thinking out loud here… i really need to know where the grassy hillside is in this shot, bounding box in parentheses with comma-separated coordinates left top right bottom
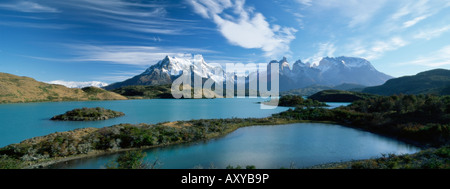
(363, 69, 450, 95)
(308, 90, 379, 102)
(275, 94, 450, 147)
(0, 73, 127, 103)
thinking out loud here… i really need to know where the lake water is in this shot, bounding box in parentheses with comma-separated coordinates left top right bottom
(0, 98, 290, 147)
(49, 123, 420, 169)
(1, 98, 419, 169)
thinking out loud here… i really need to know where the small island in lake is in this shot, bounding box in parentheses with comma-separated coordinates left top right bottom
(51, 107, 125, 121)
(263, 95, 328, 107)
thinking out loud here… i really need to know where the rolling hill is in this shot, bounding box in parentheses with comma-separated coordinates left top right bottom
(363, 69, 450, 95)
(0, 73, 127, 103)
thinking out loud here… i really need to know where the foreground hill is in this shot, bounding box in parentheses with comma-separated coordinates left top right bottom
(0, 73, 127, 103)
(363, 69, 450, 95)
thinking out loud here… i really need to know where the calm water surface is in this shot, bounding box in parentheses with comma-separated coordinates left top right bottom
(0, 98, 289, 147)
(50, 123, 420, 169)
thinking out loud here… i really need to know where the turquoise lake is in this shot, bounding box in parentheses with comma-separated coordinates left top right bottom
(0, 98, 290, 147)
(49, 123, 420, 169)
(0, 98, 420, 169)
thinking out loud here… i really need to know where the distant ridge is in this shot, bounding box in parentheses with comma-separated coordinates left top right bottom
(363, 69, 450, 95)
(0, 73, 127, 103)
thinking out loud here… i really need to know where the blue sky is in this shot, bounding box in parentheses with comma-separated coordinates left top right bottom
(1, 0, 450, 84)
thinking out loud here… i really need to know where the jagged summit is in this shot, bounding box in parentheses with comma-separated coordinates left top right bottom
(105, 55, 393, 91)
(105, 55, 226, 90)
(259, 56, 392, 91)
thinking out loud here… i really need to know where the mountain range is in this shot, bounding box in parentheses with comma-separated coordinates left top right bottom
(105, 55, 392, 92)
(105, 55, 227, 90)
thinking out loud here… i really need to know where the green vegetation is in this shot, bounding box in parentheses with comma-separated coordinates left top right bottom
(363, 69, 450, 95)
(226, 165, 256, 169)
(110, 84, 221, 99)
(281, 85, 333, 96)
(81, 87, 105, 95)
(281, 83, 366, 96)
(0, 155, 23, 169)
(275, 94, 450, 147)
(2, 91, 450, 169)
(0, 117, 299, 169)
(106, 150, 158, 169)
(0, 72, 127, 103)
(308, 90, 379, 102)
(326, 146, 450, 169)
(277, 95, 327, 107)
(111, 85, 174, 99)
(51, 107, 125, 121)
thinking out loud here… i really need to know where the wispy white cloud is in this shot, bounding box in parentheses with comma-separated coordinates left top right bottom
(54, 0, 168, 17)
(390, 0, 428, 20)
(403, 14, 431, 28)
(295, 0, 312, 6)
(0, 1, 59, 13)
(188, 0, 297, 58)
(399, 45, 450, 67)
(386, 0, 449, 32)
(294, 0, 387, 27)
(51, 0, 193, 35)
(0, 21, 74, 30)
(29, 44, 218, 66)
(305, 42, 336, 65)
(414, 25, 450, 40)
(347, 37, 408, 60)
(1, 0, 202, 35)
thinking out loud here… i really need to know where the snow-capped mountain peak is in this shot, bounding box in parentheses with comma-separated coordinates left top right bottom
(106, 55, 392, 92)
(48, 80, 108, 88)
(145, 54, 225, 82)
(309, 56, 376, 72)
(270, 56, 392, 91)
